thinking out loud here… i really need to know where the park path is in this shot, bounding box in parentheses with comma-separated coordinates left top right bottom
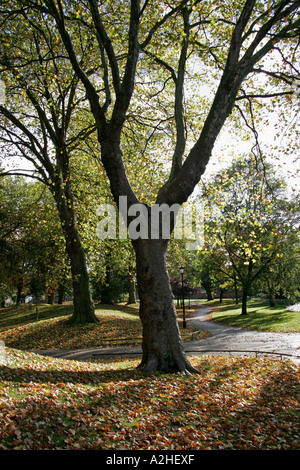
(185, 306, 300, 362)
(35, 305, 300, 363)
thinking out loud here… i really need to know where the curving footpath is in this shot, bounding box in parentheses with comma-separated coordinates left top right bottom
(186, 306, 300, 363)
(35, 305, 300, 363)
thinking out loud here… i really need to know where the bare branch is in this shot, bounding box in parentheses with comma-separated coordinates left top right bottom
(235, 91, 294, 100)
(87, 0, 121, 95)
(140, 0, 189, 50)
(43, 0, 107, 132)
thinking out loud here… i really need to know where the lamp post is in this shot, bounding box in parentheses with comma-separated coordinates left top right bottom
(180, 265, 186, 329)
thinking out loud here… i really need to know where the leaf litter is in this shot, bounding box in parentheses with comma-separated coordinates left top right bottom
(0, 348, 299, 450)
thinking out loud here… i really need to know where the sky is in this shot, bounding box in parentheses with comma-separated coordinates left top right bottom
(204, 103, 300, 196)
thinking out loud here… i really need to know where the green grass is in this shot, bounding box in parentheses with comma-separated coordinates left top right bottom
(0, 347, 299, 450)
(210, 299, 300, 333)
(0, 302, 209, 351)
(0, 301, 299, 450)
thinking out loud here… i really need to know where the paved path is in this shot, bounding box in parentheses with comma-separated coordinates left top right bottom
(186, 307, 300, 362)
(35, 305, 300, 363)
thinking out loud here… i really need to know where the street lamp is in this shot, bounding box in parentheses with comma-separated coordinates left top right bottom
(180, 266, 186, 329)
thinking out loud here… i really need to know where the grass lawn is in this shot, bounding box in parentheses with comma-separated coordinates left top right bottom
(1, 347, 299, 450)
(0, 301, 299, 450)
(210, 299, 300, 333)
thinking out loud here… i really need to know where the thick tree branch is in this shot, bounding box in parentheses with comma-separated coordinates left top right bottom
(166, 7, 190, 182)
(43, 0, 107, 135)
(224, 0, 256, 75)
(158, 0, 300, 207)
(140, 0, 189, 50)
(87, 0, 121, 95)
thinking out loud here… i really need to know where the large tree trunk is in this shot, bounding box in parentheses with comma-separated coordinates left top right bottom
(67, 235, 97, 323)
(133, 238, 199, 374)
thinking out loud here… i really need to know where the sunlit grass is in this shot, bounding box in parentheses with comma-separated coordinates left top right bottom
(0, 302, 209, 351)
(0, 347, 299, 450)
(210, 299, 300, 332)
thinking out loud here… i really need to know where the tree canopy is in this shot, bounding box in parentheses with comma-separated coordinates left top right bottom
(200, 155, 300, 314)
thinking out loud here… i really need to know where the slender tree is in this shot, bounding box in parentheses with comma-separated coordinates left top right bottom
(201, 156, 299, 314)
(0, 8, 98, 322)
(0, 176, 69, 305)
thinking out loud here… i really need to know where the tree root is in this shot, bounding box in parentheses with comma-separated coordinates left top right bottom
(137, 355, 201, 375)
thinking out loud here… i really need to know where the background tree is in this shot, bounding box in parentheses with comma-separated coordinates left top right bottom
(201, 156, 299, 314)
(1, 0, 299, 372)
(0, 176, 69, 305)
(260, 229, 300, 306)
(0, 7, 99, 322)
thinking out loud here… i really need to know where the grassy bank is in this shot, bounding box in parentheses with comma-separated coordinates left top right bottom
(210, 299, 300, 333)
(0, 302, 209, 351)
(0, 347, 299, 450)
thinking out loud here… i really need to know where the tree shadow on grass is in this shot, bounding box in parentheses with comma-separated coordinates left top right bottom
(0, 362, 142, 386)
(215, 310, 295, 331)
(0, 302, 140, 334)
(213, 300, 296, 332)
(2, 313, 143, 350)
(0, 303, 74, 331)
(1, 356, 299, 449)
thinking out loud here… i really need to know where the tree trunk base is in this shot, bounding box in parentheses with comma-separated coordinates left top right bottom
(133, 239, 201, 375)
(69, 306, 99, 324)
(137, 355, 200, 375)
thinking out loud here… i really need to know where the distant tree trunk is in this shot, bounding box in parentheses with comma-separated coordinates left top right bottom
(101, 265, 113, 304)
(268, 290, 275, 307)
(234, 277, 239, 304)
(47, 292, 55, 305)
(58, 283, 65, 304)
(53, 175, 97, 324)
(241, 262, 254, 315)
(205, 286, 213, 301)
(133, 238, 198, 374)
(265, 278, 276, 307)
(16, 282, 23, 306)
(201, 272, 213, 301)
(127, 273, 136, 304)
(241, 288, 248, 315)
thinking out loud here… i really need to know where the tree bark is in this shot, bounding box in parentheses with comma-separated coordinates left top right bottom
(241, 288, 248, 315)
(234, 276, 239, 304)
(67, 235, 97, 323)
(47, 292, 55, 305)
(127, 273, 136, 304)
(53, 177, 98, 324)
(268, 291, 275, 307)
(16, 282, 23, 306)
(58, 282, 65, 304)
(133, 238, 199, 374)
